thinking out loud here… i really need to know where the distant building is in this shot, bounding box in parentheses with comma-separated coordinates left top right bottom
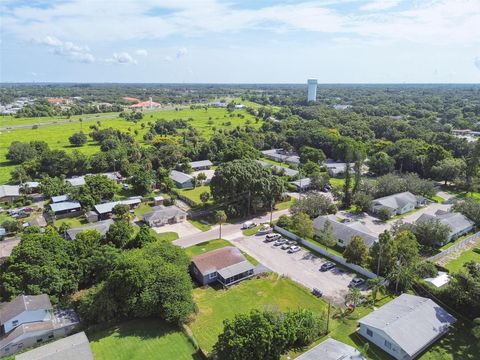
(313, 214, 378, 248)
(324, 160, 355, 177)
(49, 201, 82, 218)
(256, 160, 299, 178)
(51, 195, 69, 203)
(16, 331, 94, 360)
(372, 192, 426, 216)
(130, 97, 161, 110)
(170, 170, 193, 189)
(307, 79, 317, 102)
(358, 294, 456, 360)
(191, 247, 255, 286)
(188, 160, 213, 171)
(416, 210, 474, 245)
(93, 198, 141, 220)
(122, 96, 140, 103)
(290, 178, 311, 192)
(65, 219, 114, 240)
(295, 338, 365, 360)
(142, 206, 187, 227)
(261, 149, 300, 165)
(66, 176, 86, 187)
(0, 185, 21, 203)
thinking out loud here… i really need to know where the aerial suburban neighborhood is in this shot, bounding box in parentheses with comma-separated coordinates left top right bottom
(1, 1, 480, 359)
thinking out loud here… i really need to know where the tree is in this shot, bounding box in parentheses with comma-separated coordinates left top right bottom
(412, 218, 450, 248)
(353, 192, 372, 213)
(38, 176, 71, 198)
(452, 198, 480, 226)
(276, 215, 293, 229)
(367, 277, 386, 304)
(292, 212, 313, 239)
(105, 220, 134, 248)
(431, 158, 466, 185)
(6, 141, 36, 164)
(129, 166, 155, 195)
(377, 207, 392, 221)
(302, 161, 321, 177)
(343, 236, 369, 266)
(112, 204, 131, 221)
(76, 174, 119, 208)
(316, 220, 337, 247)
(199, 191, 210, 205)
(346, 287, 362, 308)
(196, 172, 207, 183)
(369, 230, 396, 276)
(128, 225, 157, 248)
(367, 152, 395, 175)
(215, 210, 227, 239)
(10, 166, 30, 184)
(69, 132, 88, 147)
(290, 193, 335, 218)
(299, 146, 326, 165)
(342, 162, 352, 208)
(191, 176, 198, 189)
(310, 171, 329, 191)
(472, 318, 480, 346)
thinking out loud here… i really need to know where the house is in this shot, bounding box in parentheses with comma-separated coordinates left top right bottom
(324, 161, 354, 176)
(0, 185, 21, 203)
(93, 198, 141, 220)
(101, 172, 126, 183)
(358, 294, 456, 360)
(16, 331, 93, 360)
(65, 219, 114, 240)
(261, 149, 300, 165)
(170, 170, 193, 189)
(27, 216, 47, 228)
(0, 294, 79, 357)
(313, 214, 378, 248)
(295, 338, 365, 360)
(153, 195, 164, 206)
(256, 160, 299, 178)
(49, 201, 82, 218)
(51, 195, 69, 203)
(416, 210, 474, 244)
(189, 160, 213, 171)
(24, 182, 40, 192)
(143, 206, 187, 227)
(84, 211, 98, 223)
(66, 176, 86, 187)
(191, 247, 255, 286)
(290, 178, 311, 192)
(372, 192, 426, 216)
(130, 98, 161, 109)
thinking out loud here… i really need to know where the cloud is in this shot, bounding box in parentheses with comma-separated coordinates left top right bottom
(104, 52, 137, 64)
(475, 57, 480, 70)
(135, 49, 148, 57)
(176, 47, 188, 59)
(360, 0, 402, 11)
(38, 35, 94, 63)
(164, 55, 173, 62)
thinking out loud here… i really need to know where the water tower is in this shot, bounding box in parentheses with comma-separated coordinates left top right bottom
(307, 79, 317, 102)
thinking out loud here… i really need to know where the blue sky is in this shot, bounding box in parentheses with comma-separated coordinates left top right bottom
(1, 0, 480, 83)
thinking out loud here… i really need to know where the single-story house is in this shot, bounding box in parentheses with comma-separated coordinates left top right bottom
(324, 161, 355, 176)
(101, 172, 126, 183)
(93, 198, 141, 220)
(51, 195, 69, 203)
(0, 185, 21, 203)
(256, 160, 299, 178)
(313, 214, 378, 248)
(358, 294, 456, 360)
(143, 206, 187, 227)
(191, 246, 255, 287)
(261, 149, 300, 165)
(189, 160, 213, 171)
(24, 182, 40, 192)
(372, 192, 426, 216)
(84, 211, 98, 223)
(416, 210, 475, 244)
(65, 219, 115, 240)
(170, 170, 193, 189)
(153, 195, 164, 206)
(66, 176, 86, 187)
(49, 201, 82, 217)
(295, 338, 365, 360)
(290, 178, 311, 192)
(28, 216, 47, 228)
(16, 331, 94, 360)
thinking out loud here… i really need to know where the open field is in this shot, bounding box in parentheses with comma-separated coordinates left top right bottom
(0, 107, 261, 184)
(189, 274, 328, 353)
(177, 185, 212, 206)
(87, 318, 200, 360)
(445, 248, 480, 272)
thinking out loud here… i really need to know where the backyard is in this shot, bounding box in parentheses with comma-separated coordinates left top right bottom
(445, 247, 480, 273)
(178, 185, 212, 206)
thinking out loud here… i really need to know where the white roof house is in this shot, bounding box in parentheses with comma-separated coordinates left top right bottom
(93, 198, 141, 216)
(358, 294, 456, 360)
(66, 176, 86, 187)
(324, 161, 355, 176)
(170, 170, 193, 189)
(261, 149, 300, 165)
(0, 185, 21, 201)
(296, 338, 365, 360)
(416, 210, 474, 243)
(290, 178, 311, 191)
(313, 214, 378, 248)
(189, 160, 213, 170)
(256, 160, 299, 177)
(372, 192, 425, 216)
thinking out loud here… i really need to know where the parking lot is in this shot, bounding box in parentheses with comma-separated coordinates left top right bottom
(230, 234, 362, 305)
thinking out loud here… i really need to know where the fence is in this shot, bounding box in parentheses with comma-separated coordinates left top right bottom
(273, 225, 378, 279)
(427, 231, 480, 263)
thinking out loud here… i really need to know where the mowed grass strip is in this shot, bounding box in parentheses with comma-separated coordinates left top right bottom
(88, 318, 200, 360)
(445, 248, 480, 273)
(178, 185, 212, 206)
(189, 274, 328, 353)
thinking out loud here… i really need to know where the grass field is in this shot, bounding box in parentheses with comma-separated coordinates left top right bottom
(445, 248, 480, 272)
(242, 224, 261, 236)
(189, 274, 328, 353)
(87, 318, 200, 360)
(188, 219, 211, 231)
(154, 231, 179, 242)
(54, 216, 88, 229)
(177, 185, 212, 206)
(0, 107, 261, 184)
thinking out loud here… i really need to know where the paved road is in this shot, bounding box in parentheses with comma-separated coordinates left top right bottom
(173, 209, 290, 248)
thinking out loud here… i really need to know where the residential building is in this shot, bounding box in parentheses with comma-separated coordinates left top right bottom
(93, 198, 141, 220)
(65, 219, 115, 240)
(189, 160, 213, 171)
(24, 182, 40, 192)
(170, 170, 193, 189)
(290, 178, 311, 192)
(324, 161, 354, 176)
(372, 192, 426, 216)
(66, 176, 86, 188)
(27, 216, 47, 228)
(51, 195, 69, 203)
(153, 195, 164, 206)
(416, 210, 474, 244)
(16, 331, 93, 360)
(295, 338, 365, 360)
(256, 160, 299, 178)
(143, 206, 187, 227)
(0, 185, 21, 203)
(358, 294, 456, 360)
(130, 98, 161, 109)
(261, 149, 300, 165)
(191, 247, 255, 286)
(49, 201, 82, 218)
(84, 211, 99, 223)
(313, 214, 378, 248)
(0, 228, 6, 240)
(0, 295, 79, 357)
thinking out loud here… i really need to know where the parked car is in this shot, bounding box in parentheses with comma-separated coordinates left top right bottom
(274, 238, 287, 246)
(320, 262, 336, 272)
(265, 233, 281, 242)
(349, 278, 365, 288)
(321, 184, 332, 192)
(258, 224, 272, 234)
(312, 288, 323, 297)
(281, 243, 291, 250)
(288, 246, 301, 253)
(242, 221, 256, 229)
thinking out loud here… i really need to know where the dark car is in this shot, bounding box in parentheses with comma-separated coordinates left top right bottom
(320, 262, 336, 272)
(348, 278, 365, 288)
(312, 288, 323, 297)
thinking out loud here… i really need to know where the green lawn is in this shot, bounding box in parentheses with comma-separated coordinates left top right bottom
(275, 197, 296, 210)
(188, 219, 211, 231)
(242, 225, 261, 236)
(134, 203, 154, 218)
(189, 274, 328, 354)
(445, 248, 480, 272)
(54, 216, 88, 229)
(154, 231, 179, 242)
(184, 239, 258, 265)
(429, 194, 445, 203)
(329, 177, 346, 187)
(87, 318, 200, 360)
(178, 185, 212, 206)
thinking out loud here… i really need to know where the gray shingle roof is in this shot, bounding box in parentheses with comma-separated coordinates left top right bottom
(170, 170, 193, 185)
(143, 206, 186, 223)
(261, 149, 300, 164)
(93, 198, 141, 215)
(416, 211, 474, 238)
(295, 338, 365, 360)
(291, 178, 311, 189)
(0, 294, 52, 324)
(373, 191, 418, 210)
(51, 195, 69, 203)
(313, 215, 378, 247)
(358, 294, 456, 357)
(66, 176, 86, 187)
(256, 160, 299, 177)
(16, 332, 94, 360)
(189, 160, 213, 169)
(0, 185, 20, 198)
(49, 201, 81, 213)
(192, 246, 248, 275)
(66, 219, 114, 240)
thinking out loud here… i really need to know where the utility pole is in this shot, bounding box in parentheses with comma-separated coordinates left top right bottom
(247, 191, 251, 217)
(326, 301, 331, 333)
(376, 242, 383, 276)
(270, 199, 274, 225)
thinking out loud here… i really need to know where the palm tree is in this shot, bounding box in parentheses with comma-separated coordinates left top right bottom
(346, 287, 362, 308)
(367, 277, 386, 305)
(215, 210, 227, 239)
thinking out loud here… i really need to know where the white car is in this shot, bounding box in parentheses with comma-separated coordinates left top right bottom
(242, 221, 256, 229)
(288, 246, 301, 253)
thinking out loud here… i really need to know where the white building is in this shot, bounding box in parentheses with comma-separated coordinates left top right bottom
(307, 79, 317, 102)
